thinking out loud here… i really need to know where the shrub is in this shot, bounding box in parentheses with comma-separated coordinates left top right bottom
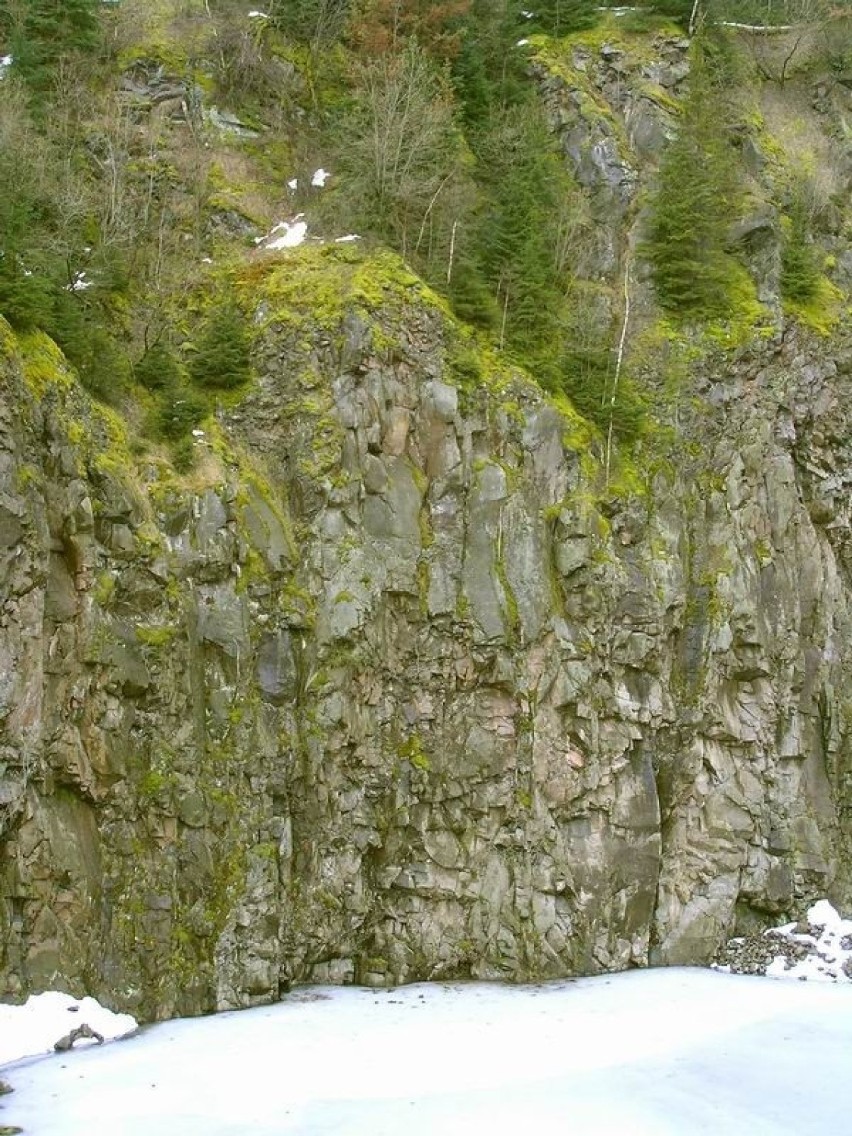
(134, 343, 184, 392)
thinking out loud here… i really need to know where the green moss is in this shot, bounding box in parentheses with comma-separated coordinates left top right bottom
(92, 572, 117, 607)
(134, 521, 165, 559)
(754, 538, 773, 567)
(495, 557, 521, 642)
(515, 788, 533, 810)
(528, 17, 682, 154)
(15, 463, 42, 492)
(783, 276, 843, 336)
(417, 558, 431, 615)
(529, 34, 627, 146)
(636, 79, 682, 117)
(498, 400, 527, 427)
(397, 734, 431, 772)
(136, 623, 178, 648)
(550, 393, 599, 456)
(0, 315, 16, 357)
(703, 263, 773, 349)
(139, 769, 172, 797)
(16, 330, 74, 397)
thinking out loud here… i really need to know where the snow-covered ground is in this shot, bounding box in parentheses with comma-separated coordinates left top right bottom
(0, 991, 137, 1067)
(3, 967, 852, 1136)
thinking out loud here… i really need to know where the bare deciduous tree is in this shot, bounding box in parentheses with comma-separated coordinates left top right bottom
(339, 44, 463, 258)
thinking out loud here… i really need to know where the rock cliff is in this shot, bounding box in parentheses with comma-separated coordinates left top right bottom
(2, 23, 852, 1022)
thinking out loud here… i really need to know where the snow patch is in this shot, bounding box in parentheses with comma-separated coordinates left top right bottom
(715, 899, 852, 983)
(256, 215, 308, 250)
(311, 167, 331, 188)
(267, 220, 308, 250)
(287, 177, 298, 190)
(335, 234, 361, 243)
(68, 272, 93, 292)
(248, 10, 268, 17)
(0, 992, 137, 1067)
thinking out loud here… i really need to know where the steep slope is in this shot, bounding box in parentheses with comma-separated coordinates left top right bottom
(3, 9, 852, 1021)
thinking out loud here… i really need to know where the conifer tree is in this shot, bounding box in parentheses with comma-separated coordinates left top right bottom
(532, 0, 600, 36)
(475, 101, 567, 354)
(643, 35, 741, 318)
(189, 301, 253, 391)
(780, 194, 821, 304)
(0, 0, 101, 95)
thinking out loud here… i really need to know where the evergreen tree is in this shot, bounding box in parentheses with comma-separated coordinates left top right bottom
(0, 76, 61, 328)
(780, 196, 821, 304)
(157, 381, 207, 441)
(532, 0, 601, 36)
(475, 101, 568, 354)
(134, 343, 185, 393)
(0, 0, 101, 95)
(451, 0, 529, 124)
(643, 35, 742, 318)
(189, 301, 252, 391)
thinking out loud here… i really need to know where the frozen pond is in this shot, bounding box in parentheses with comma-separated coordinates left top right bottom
(3, 966, 852, 1135)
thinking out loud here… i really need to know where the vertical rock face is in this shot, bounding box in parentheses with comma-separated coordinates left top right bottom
(0, 276, 851, 1020)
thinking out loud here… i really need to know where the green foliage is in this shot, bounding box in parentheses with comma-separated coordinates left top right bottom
(189, 301, 253, 391)
(531, 0, 601, 36)
(447, 249, 499, 327)
(473, 99, 569, 351)
(0, 257, 55, 331)
(780, 198, 821, 305)
(649, 0, 696, 21)
(135, 344, 185, 392)
(0, 78, 62, 329)
(0, 0, 102, 97)
(450, 0, 530, 124)
(643, 33, 744, 319)
(560, 352, 648, 443)
(136, 342, 206, 447)
(53, 311, 131, 402)
(268, 0, 351, 46)
(157, 383, 207, 442)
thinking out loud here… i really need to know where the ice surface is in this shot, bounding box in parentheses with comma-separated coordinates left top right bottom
(3, 969, 852, 1136)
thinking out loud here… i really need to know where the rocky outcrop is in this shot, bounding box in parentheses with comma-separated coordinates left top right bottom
(3, 20, 852, 1023)
(0, 243, 851, 1021)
